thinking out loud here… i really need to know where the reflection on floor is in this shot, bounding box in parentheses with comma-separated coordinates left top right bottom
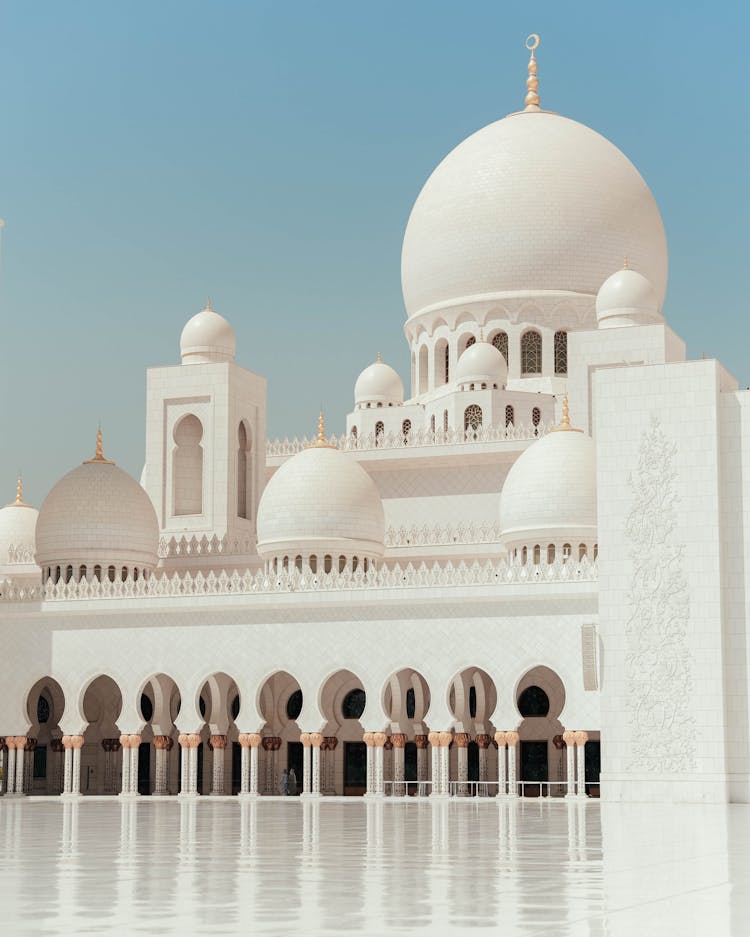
(0, 798, 746, 936)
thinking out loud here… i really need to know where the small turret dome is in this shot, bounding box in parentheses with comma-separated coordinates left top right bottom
(0, 478, 39, 579)
(455, 339, 508, 390)
(36, 431, 159, 583)
(180, 300, 236, 364)
(257, 414, 385, 571)
(499, 401, 597, 557)
(596, 266, 662, 329)
(354, 355, 404, 408)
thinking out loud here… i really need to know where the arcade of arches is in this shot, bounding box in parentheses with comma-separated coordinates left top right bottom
(0, 667, 599, 799)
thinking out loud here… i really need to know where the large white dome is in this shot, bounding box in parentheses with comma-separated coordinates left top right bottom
(402, 111, 668, 325)
(257, 438, 385, 564)
(0, 482, 39, 574)
(499, 421, 597, 551)
(596, 266, 661, 329)
(36, 435, 159, 578)
(180, 302, 236, 364)
(455, 340, 508, 388)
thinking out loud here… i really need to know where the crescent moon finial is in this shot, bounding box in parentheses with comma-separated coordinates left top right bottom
(524, 34, 541, 110)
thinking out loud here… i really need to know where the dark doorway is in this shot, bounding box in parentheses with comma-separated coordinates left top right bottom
(197, 743, 204, 793)
(520, 740, 548, 796)
(404, 742, 417, 782)
(585, 740, 601, 796)
(344, 741, 367, 795)
(287, 741, 303, 794)
(138, 742, 151, 795)
(468, 741, 479, 782)
(232, 742, 241, 794)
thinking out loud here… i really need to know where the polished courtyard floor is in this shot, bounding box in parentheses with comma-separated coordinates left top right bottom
(0, 796, 747, 936)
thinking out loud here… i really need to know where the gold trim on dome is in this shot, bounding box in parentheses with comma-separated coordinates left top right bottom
(550, 395, 583, 433)
(83, 427, 115, 464)
(524, 34, 541, 111)
(307, 410, 335, 449)
(5, 474, 33, 509)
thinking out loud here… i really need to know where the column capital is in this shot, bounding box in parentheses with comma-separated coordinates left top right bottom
(574, 730, 589, 746)
(505, 731, 520, 747)
(261, 736, 281, 751)
(238, 733, 262, 748)
(50, 738, 65, 753)
(209, 734, 228, 750)
(309, 732, 324, 748)
(64, 735, 84, 750)
(414, 734, 428, 749)
(476, 734, 492, 749)
(362, 732, 374, 747)
(390, 733, 407, 749)
(372, 732, 387, 747)
(562, 730, 577, 746)
(438, 731, 452, 748)
(153, 735, 173, 751)
(427, 731, 441, 747)
(300, 733, 312, 748)
(453, 733, 471, 748)
(24, 737, 37, 752)
(323, 736, 339, 750)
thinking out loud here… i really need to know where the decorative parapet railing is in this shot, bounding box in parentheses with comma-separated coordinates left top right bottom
(158, 534, 255, 559)
(266, 422, 549, 457)
(0, 556, 597, 604)
(385, 522, 502, 548)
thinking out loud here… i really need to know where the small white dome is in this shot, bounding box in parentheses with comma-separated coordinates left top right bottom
(354, 357, 404, 407)
(0, 481, 39, 574)
(36, 434, 159, 577)
(257, 434, 385, 563)
(180, 301, 236, 364)
(596, 267, 662, 329)
(499, 422, 597, 551)
(455, 340, 508, 388)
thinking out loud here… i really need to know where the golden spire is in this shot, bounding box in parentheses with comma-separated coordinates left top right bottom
(83, 426, 115, 464)
(377, 351, 382, 362)
(551, 394, 583, 433)
(308, 410, 335, 449)
(206, 296, 213, 312)
(524, 34, 541, 111)
(623, 255, 630, 270)
(6, 473, 33, 508)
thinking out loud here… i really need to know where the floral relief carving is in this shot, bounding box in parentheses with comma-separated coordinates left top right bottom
(625, 415, 695, 773)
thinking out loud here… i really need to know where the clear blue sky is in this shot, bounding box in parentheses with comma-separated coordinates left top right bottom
(1, 1, 748, 503)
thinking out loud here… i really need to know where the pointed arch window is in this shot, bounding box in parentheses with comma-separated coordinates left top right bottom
(521, 330, 542, 375)
(237, 421, 252, 520)
(492, 331, 509, 364)
(173, 414, 204, 516)
(464, 404, 482, 433)
(554, 330, 568, 375)
(505, 405, 514, 427)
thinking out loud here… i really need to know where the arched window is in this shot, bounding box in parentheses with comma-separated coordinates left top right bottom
(547, 544, 556, 564)
(286, 689, 303, 721)
(505, 405, 514, 427)
(342, 688, 366, 720)
(518, 685, 550, 717)
(469, 685, 477, 718)
(352, 556, 359, 572)
(37, 696, 50, 724)
(351, 425, 357, 439)
(295, 555, 302, 571)
(173, 414, 204, 516)
(402, 419, 411, 437)
(54, 566, 61, 584)
(93, 565, 101, 582)
(533, 544, 541, 564)
(406, 687, 416, 719)
(443, 410, 449, 432)
(492, 331, 509, 364)
(579, 543, 587, 560)
(309, 555, 317, 573)
(430, 414, 436, 433)
(418, 345, 428, 395)
(237, 421, 252, 520)
(521, 546, 528, 565)
(121, 567, 128, 582)
(554, 330, 568, 375)
(107, 565, 115, 583)
(521, 330, 542, 375)
(434, 339, 449, 387)
(444, 344, 450, 383)
(563, 543, 572, 561)
(133, 568, 139, 581)
(532, 407, 541, 435)
(78, 565, 86, 582)
(594, 543, 599, 560)
(464, 404, 482, 433)
(65, 565, 73, 584)
(338, 555, 346, 573)
(324, 555, 332, 573)
(375, 421, 384, 446)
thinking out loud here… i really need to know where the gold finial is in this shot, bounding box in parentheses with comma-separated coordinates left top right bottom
(551, 394, 583, 433)
(6, 473, 32, 508)
(308, 410, 335, 449)
(623, 255, 630, 270)
(83, 426, 115, 464)
(206, 296, 213, 312)
(377, 351, 382, 363)
(524, 34, 541, 111)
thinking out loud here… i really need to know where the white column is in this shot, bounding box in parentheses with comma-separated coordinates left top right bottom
(301, 735, 312, 795)
(210, 736, 227, 795)
(429, 734, 440, 795)
(63, 743, 73, 795)
(237, 734, 260, 797)
(392, 735, 406, 796)
(495, 733, 507, 797)
(120, 737, 131, 795)
(310, 734, 322, 796)
(250, 743, 259, 795)
(563, 731, 576, 797)
(179, 736, 189, 794)
(6, 743, 17, 795)
(72, 746, 82, 795)
(239, 744, 250, 794)
(364, 735, 376, 795)
(455, 734, 470, 796)
(416, 736, 428, 789)
(506, 732, 519, 798)
(439, 745, 450, 796)
(129, 742, 140, 795)
(575, 732, 588, 798)
(0, 746, 5, 795)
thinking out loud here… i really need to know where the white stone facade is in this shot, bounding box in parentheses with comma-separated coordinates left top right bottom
(0, 49, 745, 807)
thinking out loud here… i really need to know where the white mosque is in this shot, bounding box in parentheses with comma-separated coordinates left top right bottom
(0, 36, 746, 807)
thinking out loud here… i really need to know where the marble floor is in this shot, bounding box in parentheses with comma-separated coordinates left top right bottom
(0, 797, 747, 936)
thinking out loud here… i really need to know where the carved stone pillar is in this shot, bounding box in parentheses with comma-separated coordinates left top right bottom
(506, 731, 520, 797)
(428, 731, 440, 795)
(262, 736, 280, 795)
(300, 733, 312, 795)
(574, 731, 588, 797)
(563, 731, 577, 798)
(61, 735, 84, 796)
(391, 734, 407, 796)
(494, 732, 507, 797)
(415, 735, 428, 788)
(476, 734, 491, 792)
(238, 734, 261, 796)
(178, 734, 190, 794)
(363, 733, 376, 796)
(454, 733, 471, 796)
(372, 733, 387, 796)
(5, 737, 19, 795)
(310, 733, 323, 796)
(22, 738, 36, 793)
(119, 734, 142, 796)
(153, 736, 173, 795)
(50, 738, 64, 794)
(209, 735, 228, 796)
(0, 738, 6, 796)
